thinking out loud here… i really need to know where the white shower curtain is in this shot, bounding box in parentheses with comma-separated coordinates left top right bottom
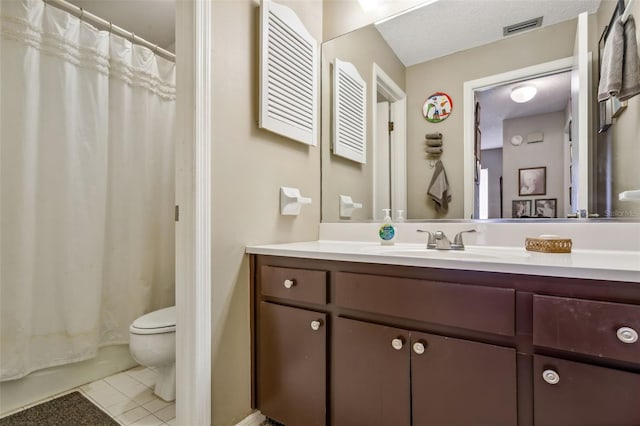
(0, 0, 175, 381)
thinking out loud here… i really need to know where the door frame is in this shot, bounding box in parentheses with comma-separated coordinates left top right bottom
(175, 1, 213, 425)
(462, 56, 574, 219)
(372, 63, 407, 220)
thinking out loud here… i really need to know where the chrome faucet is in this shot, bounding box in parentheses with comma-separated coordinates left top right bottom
(417, 229, 476, 250)
(452, 230, 476, 250)
(416, 230, 436, 249)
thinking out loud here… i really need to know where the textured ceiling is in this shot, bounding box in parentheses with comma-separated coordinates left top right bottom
(375, 0, 602, 66)
(476, 71, 572, 150)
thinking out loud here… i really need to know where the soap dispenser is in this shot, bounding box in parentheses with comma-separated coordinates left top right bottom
(379, 209, 396, 245)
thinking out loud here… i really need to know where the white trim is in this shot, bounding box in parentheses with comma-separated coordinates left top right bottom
(463, 56, 574, 219)
(175, 1, 212, 425)
(575, 12, 590, 216)
(372, 63, 407, 220)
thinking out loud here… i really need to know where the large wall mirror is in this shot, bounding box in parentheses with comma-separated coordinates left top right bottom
(321, 0, 640, 222)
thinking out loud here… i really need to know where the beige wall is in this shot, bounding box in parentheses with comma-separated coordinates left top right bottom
(321, 25, 405, 221)
(406, 19, 578, 219)
(211, 1, 322, 425)
(503, 112, 566, 218)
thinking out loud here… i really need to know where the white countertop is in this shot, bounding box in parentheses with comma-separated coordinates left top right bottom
(246, 240, 640, 283)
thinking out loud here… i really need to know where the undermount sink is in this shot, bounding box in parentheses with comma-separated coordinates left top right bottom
(362, 245, 530, 261)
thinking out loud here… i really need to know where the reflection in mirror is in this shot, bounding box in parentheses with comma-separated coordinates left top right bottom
(321, 0, 640, 222)
(473, 70, 573, 219)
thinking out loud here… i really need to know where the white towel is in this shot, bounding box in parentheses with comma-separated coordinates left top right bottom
(619, 16, 640, 101)
(427, 160, 451, 212)
(598, 17, 625, 102)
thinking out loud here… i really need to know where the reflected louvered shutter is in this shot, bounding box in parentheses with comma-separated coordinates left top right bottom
(333, 58, 366, 164)
(259, 0, 318, 146)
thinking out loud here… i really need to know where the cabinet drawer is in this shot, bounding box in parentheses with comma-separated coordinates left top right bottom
(261, 266, 328, 304)
(533, 355, 640, 426)
(335, 272, 514, 336)
(533, 295, 640, 364)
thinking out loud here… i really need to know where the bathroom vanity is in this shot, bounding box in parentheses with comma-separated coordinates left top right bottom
(247, 242, 640, 426)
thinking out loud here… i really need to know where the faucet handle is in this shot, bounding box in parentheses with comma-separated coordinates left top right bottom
(416, 230, 436, 249)
(453, 229, 476, 248)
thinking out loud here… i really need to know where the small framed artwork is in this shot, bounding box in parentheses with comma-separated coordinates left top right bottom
(519, 166, 546, 196)
(535, 198, 557, 218)
(512, 200, 532, 218)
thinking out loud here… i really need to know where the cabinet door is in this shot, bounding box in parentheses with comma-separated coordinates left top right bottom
(258, 302, 326, 426)
(411, 332, 517, 426)
(534, 355, 640, 426)
(333, 317, 410, 426)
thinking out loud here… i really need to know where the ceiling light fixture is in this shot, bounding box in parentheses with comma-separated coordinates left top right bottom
(510, 85, 537, 103)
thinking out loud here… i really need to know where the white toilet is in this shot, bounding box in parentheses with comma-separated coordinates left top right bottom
(129, 306, 176, 401)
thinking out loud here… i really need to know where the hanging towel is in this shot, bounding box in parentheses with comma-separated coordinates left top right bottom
(425, 138, 443, 147)
(619, 16, 640, 101)
(427, 160, 451, 212)
(425, 132, 442, 139)
(598, 17, 625, 102)
(425, 147, 443, 154)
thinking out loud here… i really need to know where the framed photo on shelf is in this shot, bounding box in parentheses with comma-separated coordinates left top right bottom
(512, 200, 532, 218)
(519, 166, 546, 196)
(535, 198, 557, 218)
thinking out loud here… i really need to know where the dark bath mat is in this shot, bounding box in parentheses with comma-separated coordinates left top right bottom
(0, 391, 118, 426)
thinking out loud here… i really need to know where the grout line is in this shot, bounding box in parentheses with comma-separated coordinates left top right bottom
(1, 366, 165, 425)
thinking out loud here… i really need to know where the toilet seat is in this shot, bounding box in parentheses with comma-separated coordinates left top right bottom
(130, 306, 176, 335)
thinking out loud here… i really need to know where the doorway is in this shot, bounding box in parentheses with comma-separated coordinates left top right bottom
(372, 64, 407, 221)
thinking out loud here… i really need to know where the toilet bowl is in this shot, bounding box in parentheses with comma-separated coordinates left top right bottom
(129, 306, 176, 401)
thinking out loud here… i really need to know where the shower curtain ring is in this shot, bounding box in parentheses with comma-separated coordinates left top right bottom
(79, 7, 84, 19)
(109, 22, 113, 33)
(131, 32, 135, 43)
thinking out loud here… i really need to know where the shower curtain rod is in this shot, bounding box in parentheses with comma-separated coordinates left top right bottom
(42, 0, 175, 62)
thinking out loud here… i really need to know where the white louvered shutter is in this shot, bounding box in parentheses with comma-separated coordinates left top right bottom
(259, 0, 318, 146)
(333, 58, 367, 163)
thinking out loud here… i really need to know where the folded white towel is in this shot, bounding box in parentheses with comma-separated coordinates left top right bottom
(425, 147, 443, 154)
(427, 160, 451, 212)
(598, 17, 625, 102)
(425, 138, 443, 147)
(619, 16, 640, 101)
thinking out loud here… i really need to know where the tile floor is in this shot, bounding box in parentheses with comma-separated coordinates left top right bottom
(80, 366, 176, 426)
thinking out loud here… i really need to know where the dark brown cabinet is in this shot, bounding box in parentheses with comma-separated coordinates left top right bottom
(533, 355, 640, 426)
(251, 255, 640, 426)
(411, 331, 517, 426)
(333, 317, 411, 426)
(333, 317, 518, 426)
(258, 302, 327, 426)
(532, 295, 640, 426)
